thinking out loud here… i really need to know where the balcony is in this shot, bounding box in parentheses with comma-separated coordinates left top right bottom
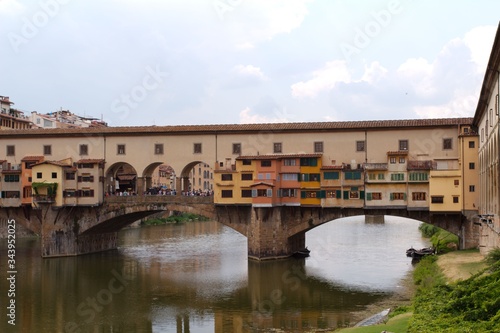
(33, 195, 56, 203)
(364, 163, 388, 171)
(407, 160, 435, 170)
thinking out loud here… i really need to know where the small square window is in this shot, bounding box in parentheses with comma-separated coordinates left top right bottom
(468, 141, 475, 148)
(443, 138, 452, 150)
(453, 196, 459, 204)
(390, 157, 396, 164)
(454, 179, 459, 186)
(43, 145, 52, 155)
(232, 143, 241, 155)
(117, 144, 126, 155)
(399, 140, 409, 151)
(7, 145, 15, 156)
(194, 143, 202, 154)
(273, 142, 282, 153)
(314, 141, 323, 153)
(36, 172, 42, 179)
(469, 185, 475, 192)
(51, 172, 57, 179)
(154, 144, 164, 155)
(356, 141, 365, 152)
(79, 144, 88, 156)
(399, 157, 405, 164)
(469, 162, 475, 170)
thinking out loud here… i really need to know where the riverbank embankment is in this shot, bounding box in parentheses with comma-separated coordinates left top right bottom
(334, 249, 486, 333)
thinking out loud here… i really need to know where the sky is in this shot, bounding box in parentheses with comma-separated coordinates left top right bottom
(0, 0, 499, 127)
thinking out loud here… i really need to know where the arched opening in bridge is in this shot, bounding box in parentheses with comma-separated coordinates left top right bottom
(303, 215, 431, 291)
(142, 162, 176, 195)
(179, 161, 214, 195)
(105, 162, 138, 195)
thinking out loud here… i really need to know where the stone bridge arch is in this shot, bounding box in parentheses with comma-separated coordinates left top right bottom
(105, 162, 138, 195)
(216, 205, 479, 260)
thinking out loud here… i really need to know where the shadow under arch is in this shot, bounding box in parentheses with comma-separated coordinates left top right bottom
(105, 162, 138, 195)
(177, 160, 214, 194)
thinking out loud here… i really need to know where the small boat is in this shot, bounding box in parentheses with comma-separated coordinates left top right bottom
(406, 247, 435, 259)
(292, 247, 311, 258)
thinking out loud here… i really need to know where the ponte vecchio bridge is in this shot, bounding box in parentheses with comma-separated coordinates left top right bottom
(0, 117, 481, 259)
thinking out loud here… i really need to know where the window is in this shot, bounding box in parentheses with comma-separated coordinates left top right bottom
(79, 144, 88, 155)
(63, 190, 77, 197)
(390, 173, 404, 181)
(431, 196, 444, 204)
(300, 158, 317, 166)
(399, 157, 405, 164)
(241, 189, 252, 197)
(78, 175, 94, 182)
(193, 143, 202, 154)
(454, 179, 459, 186)
(324, 171, 340, 180)
(280, 189, 297, 197)
(469, 162, 475, 170)
(36, 172, 42, 179)
(80, 189, 95, 197)
(378, 173, 385, 180)
(66, 172, 76, 180)
(344, 171, 361, 180)
(366, 192, 382, 200)
(43, 145, 52, 155)
(283, 159, 296, 166)
(6, 145, 15, 156)
(273, 142, 282, 153)
(326, 191, 337, 198)
(4, 175, 20, 182)
(51, 172, 57, 179)
(78, 163, 94, 169)
(117, 144, 126, 155)
(154, 144, 164, 155)
(356, 141, 365, 152)
(468, 141, 475, 148)
(443, 138, 452, 150)
(241, 173, 253, 181)
(391, 192, 405, 200)
(453, 196, 459, 204)
(221, 174, 233, 181)
(242, 159, 251, 165)
(254, 189, 272, 197)
(399, 140, 408, 151)
(469, 185, 475, 192)
(301, 173, 320, 181)
(390, 157, 396, 164)
(282, 173, 298, 181)
(261, 160, 272, 167)
(409, 172, 428, 181)
(412, 192, 426, 201)
(314, 141, 323, 153)
(232, 143, 241, 155)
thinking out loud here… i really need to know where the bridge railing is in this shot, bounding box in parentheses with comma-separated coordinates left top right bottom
(104, 195, 214, 205)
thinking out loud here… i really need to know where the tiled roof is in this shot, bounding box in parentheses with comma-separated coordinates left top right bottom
(0, 118, 474, 138)
(76, 159, 105, 164)
(21, 156, 44, 161)
(237, 153, 322, 160)
(34, 160, 72, 167)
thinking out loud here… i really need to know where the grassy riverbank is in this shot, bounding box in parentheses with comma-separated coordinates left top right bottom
(142, 212, 209, 225)
(334, 249, 493, 333)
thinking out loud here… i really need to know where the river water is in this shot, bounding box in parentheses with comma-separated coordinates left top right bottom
(1, 216, 428, 333)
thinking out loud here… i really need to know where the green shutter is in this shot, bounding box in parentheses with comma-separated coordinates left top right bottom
(390, 193, 394, 201)
(301, 190, 306, 198)
(336, 190, 341, 198)
(366, 192, 372, 201)
(319, 190, 326, 198)
(267, 189, 272, 197)
(343, 191, 349, 199)
(360, 191, 365, 199)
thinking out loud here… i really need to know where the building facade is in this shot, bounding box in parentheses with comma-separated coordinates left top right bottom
(473, 23, 500, 254)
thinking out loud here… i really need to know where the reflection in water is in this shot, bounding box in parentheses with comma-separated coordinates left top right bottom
(0, 216, 428, 333)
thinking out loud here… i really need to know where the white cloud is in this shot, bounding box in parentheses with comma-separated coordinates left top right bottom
(229, 0, 311, 45)
(397, 57, 435, 98)
(463, 25, 497, 73)
(291, 60, 352, 98)
(239, 107, 291, 123)
(233, 65, 267, 81)
(361, 61, 388, 83)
